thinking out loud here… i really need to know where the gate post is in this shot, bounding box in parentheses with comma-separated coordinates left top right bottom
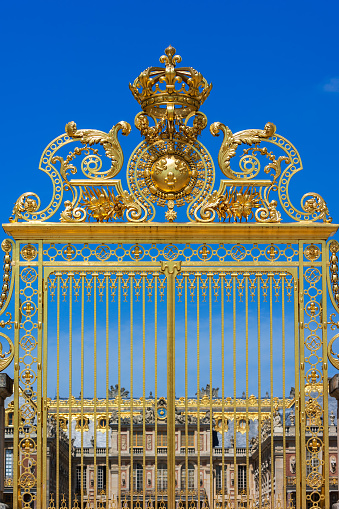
(161, 261, 181, 509)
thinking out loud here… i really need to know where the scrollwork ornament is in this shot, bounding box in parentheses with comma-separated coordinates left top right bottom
(0, 312, 12, 330)
(120, 191, 148, 223)
(302, 193, 332, 223)
(60, 201, 86, 223)
(328, 313, 339, 330)
(65, 120, 131, 178)
(210, 121, 276, 179)
(9, 193, 40, 222)
(328, 333, 339, 370)
(197, 191, 219, 222)
(255, 200, 282, 223)
(0, 331, 14, 372)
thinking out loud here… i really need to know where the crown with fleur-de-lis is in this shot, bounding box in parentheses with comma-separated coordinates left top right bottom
(129, 45, 212, 119)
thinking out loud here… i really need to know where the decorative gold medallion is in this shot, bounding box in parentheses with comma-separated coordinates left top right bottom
(21, 244, 37, 261)
(304, 243, 320, 261)
(128, 138, 214, 222)
(149, 155, 192, 193)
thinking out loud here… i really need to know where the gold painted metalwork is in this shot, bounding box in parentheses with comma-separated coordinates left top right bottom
(6, 45, 332, 226)
(1, 45, 338, 509)
(129, 45, 212, 119)
(304, 243, 320, 261)
(0, 240, 13, 311)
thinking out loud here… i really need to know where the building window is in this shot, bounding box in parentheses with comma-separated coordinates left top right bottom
(306, 449, 320, 476)
(7, 412, 13, 426)
(5, 449, 13, 479)
(75, 417, 89, 431)
(97, 466, 106, 493)
(59, 416, 68, 431)
(216, 464, 227, 492)
(157, 432, 167, 447)
(133, 463, 143, 491)
(238, 465, 246, 494)
(133, 432, 143, 447)
(157, 463, 167, 490)
(98, 417, 107, 430)
(181, 431, 194, 448)
(181, 463, 195, 489)
(76, 466, 87, 493)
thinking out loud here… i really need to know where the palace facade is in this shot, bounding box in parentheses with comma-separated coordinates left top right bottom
(3, 386, 338, 508)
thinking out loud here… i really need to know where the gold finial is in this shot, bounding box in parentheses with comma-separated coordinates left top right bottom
(159, 45, 182, 68)
(129, 46, 212, 118)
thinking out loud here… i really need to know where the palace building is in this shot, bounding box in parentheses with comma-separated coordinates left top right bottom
(3, 386, 338, 508)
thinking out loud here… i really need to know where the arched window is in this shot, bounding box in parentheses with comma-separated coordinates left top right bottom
(133, 463, 143, 491)
(181, 463, 194, 489)
(157, 463, 167, 490)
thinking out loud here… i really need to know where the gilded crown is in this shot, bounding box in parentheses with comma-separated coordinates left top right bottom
(129, 46, 212, 119)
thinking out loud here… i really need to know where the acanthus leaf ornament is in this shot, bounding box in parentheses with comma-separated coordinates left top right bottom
(65, 120, 131, 178)
(210, 122, 277, 179)
(9, 193, 40, 222)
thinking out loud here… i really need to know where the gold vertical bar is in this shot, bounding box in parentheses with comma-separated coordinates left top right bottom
(154, 273, 158, 509)
(93, 275, 97, 508)
(245, 275, 249, 507)
(233, 275, 237, 508)
(282, 276, 286, 509)
(166, 266, 177, 509)
(142, 275, 146, 509)
(68, 275, 73, 509)
(42, 271, 49, 509)
(221, 274, 225, 509)
(257, 275, 262, 509)
(81, 274, 85, 509)
(269, 276, 274, 509)
(322, 241, 329, 509)
(13, 242, 19, 509)
(56, 276, 60, 509)
(130, 275, 134, 509)
(196, 274, 200, 509)
(184, 274, 188, 509)
(299, 243, 306, 509)
(294, 268, 301, 509)
(209, 274, 213, 508)
(118, 274, 122, 508)
(36, 241, 43, 509)
(106, 275, 110, 504)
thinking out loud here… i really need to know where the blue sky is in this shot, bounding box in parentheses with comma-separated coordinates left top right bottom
(1, 1, 339, 399)
(1, 0, 339, 225)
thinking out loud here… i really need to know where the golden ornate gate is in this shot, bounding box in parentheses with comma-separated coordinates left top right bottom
(0, 46, 338, 509)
